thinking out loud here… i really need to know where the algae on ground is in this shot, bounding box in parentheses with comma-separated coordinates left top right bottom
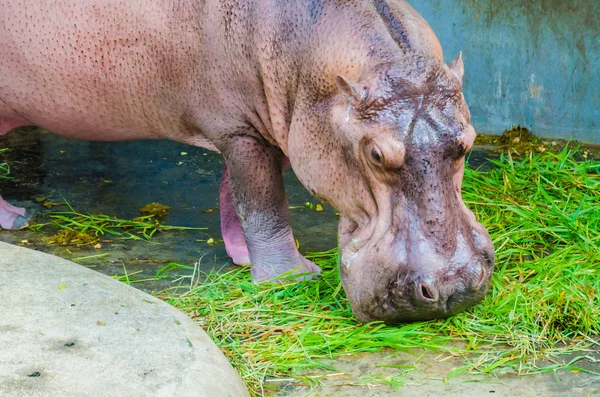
(475, 125, 548, 154)
(475, 126, 599, 160)
(33, 197, 68, 209)
(139, 202, 171, 218)
(45, 229, 99, 247)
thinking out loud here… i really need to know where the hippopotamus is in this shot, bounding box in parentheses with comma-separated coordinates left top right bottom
(0, 0, 495, 323)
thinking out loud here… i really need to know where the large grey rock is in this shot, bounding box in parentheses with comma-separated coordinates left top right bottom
(0, 242, 249, 397)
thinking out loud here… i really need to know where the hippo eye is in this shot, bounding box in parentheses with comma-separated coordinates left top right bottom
(365, 138, 405, 169)
(371, 147, 383, 164)
(364, 141, 385, 168)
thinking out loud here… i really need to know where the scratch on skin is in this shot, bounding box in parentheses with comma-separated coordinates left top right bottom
(342, 237, 363, 269)
(343, 251, 359, 269)
(417, 94, 424, 110)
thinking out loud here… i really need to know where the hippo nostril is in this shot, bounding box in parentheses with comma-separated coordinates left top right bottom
(418, 282, 439, 303)
(473, 266, 487, 290)
(421, 284, 433, 300)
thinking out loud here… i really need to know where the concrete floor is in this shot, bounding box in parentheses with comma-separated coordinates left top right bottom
(276, 348, 599, 396)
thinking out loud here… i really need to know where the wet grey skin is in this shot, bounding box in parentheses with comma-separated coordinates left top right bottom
(0, 0, 494, 323)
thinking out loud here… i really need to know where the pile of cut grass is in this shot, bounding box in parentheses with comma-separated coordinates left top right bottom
(168, 147, 599, 395)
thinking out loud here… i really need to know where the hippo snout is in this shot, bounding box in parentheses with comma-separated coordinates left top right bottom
(340, 223, 496, 324)
(350, 258, 493, 324)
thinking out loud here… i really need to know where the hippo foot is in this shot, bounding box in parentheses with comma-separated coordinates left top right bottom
(226, 241, 251, 267)
(251, 256, 322, 284)
(0, 196, 31, 230)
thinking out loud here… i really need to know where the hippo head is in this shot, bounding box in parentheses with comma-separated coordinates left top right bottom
(302, 54, 495, 323)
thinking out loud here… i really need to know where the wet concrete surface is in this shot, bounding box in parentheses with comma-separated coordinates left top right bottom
(274, 347, 600, 396)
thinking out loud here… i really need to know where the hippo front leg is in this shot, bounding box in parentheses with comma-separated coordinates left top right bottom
(222, 136, 321, 282)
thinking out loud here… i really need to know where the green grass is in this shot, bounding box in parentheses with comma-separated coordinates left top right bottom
(167, 146, 600, 395)
(0, 148, 9, 179)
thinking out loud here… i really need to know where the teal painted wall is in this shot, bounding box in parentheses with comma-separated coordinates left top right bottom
(410, 0, 600, 143)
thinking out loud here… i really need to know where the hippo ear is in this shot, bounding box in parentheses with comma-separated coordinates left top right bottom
(336, 75, 365, 106)
(449, 51, 464, 82)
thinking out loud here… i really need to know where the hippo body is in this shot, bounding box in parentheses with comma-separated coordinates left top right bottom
(0, 0, 494, 323)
